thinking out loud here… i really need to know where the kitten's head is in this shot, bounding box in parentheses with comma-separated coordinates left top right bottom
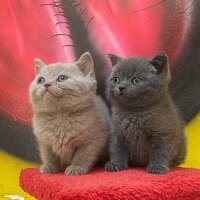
(107, 53, 171, 108)
(29, 52, 96, 112)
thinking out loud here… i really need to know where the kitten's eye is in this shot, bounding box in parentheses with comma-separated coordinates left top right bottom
(112, 77, 120, 84)
(57, 75, 68, 82)
(37, 77, 45, 84)
(132, 77, 141, 85)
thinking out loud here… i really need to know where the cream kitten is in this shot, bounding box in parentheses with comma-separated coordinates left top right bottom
(29, 52, 109, 176)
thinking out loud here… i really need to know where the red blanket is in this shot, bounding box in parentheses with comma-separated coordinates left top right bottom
(20, 168, 200, 200)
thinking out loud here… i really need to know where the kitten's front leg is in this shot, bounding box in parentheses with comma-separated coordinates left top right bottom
(38, 141, 60, 174)
(65, 143, 98, 176)
(147, 135, 171, 174)
(105, 135, 129, 172)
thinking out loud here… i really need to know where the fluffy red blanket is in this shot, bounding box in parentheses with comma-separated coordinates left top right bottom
(20, 167, 200, 200)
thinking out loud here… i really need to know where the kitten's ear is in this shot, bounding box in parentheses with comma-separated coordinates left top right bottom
(108, 54, 121, 66)
(149, 53, 168, 74)
(34, 58, 45, 74)
(76, 52, 95, 77)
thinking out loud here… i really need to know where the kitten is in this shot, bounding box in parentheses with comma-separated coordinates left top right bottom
(105, 53, 186, 174)
(29, 52, 109, 176)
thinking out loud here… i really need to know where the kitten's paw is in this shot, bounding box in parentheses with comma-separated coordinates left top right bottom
(105, 161, 129, 172)
(40, 164, 60, 174)
(65, 165, 88, 176)
(147, 164, 169, 174)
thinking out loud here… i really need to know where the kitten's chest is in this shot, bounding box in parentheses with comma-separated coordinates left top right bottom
(34, 113, 85, 151)
(115, 111, 151, 136)
(115, 112, 152, 165)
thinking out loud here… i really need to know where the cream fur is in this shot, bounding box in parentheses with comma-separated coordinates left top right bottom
(29, 52, 109, 175)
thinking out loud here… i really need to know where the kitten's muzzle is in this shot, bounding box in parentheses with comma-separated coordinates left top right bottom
(119, 86, 125, 91)
(44, 83, 51, 88)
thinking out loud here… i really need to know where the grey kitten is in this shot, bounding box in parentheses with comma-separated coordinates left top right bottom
(105, 53, 186, 174)
(29, 52, 109, 176)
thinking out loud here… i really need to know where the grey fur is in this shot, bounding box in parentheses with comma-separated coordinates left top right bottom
(105, 53, 186, 174)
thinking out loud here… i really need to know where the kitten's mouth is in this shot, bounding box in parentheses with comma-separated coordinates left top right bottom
(119, 91, 125, 96)
(114, 91, 124, 97)
(43, 89, 55, 96)
(44, 89, 52, 94)
(43, 88, 63, 98)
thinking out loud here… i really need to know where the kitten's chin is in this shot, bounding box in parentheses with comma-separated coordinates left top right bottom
(113, 92, 136, 100)
(43, 92, 56, 105)
(43, 90, 61, 97)
(112, 93, 138, 107)
(35, 86, 63, 98)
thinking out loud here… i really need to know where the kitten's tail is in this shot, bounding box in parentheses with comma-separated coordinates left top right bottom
(57, 0, 110, 103)
(169, 0, 200, 122)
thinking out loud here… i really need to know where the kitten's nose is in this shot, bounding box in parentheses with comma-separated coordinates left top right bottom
(44, 83, 51, 88)
(119, 86, 125, 91)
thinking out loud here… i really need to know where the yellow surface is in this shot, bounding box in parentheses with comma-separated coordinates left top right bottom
(0, 113, 199, 200)
(181, 113, 200, 168)
(0, 150, 37, 200)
